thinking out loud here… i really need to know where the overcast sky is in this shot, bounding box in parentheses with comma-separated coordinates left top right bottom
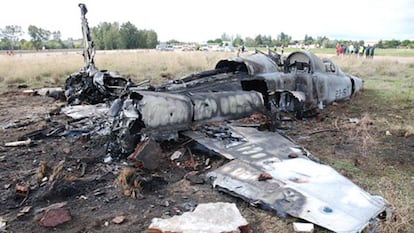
(2, 0, 414, 42)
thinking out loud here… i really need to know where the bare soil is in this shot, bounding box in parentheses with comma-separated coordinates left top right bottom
(0, 88, 412, 233)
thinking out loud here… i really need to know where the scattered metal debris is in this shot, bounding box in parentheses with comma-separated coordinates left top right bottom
(4, 139, 32, 147)
(148, 202, 249, 233)
(293, 222, 314, 233)
(17, 206, 32, 218)
(112, 215, 126, 224)
(189, 126, 388, 232)
(0, 217, 6, 232)
(15, 185, 30, 197)
(3, 3, 386, 232)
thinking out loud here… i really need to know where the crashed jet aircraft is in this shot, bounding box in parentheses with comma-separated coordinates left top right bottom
(61, 3, 387, 233)
(66, 5, 363, 149)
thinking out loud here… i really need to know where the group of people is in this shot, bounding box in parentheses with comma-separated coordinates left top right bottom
(336, 43, 375, 58)
(5, 50, 15, 56)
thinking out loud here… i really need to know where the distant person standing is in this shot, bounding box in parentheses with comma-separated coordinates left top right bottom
(359, 45, 365, 57)
(365, 45, 371, 57)
(354, 45, 359, 56)
(342, 44, 347, 55)
(237, 45, 245, 57)
(368, 46, 375, 59)
(348, 44, 354, 54)
(336, 43, 342, 56)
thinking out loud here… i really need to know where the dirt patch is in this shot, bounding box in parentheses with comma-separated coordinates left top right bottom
(0, 91, 412, 233)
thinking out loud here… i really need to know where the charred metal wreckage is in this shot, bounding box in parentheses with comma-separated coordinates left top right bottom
(61, 4, 388, 232)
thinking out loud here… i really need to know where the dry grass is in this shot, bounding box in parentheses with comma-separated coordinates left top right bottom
(117, 166, 142, 199)
(0, 50, 233, 90)
(95, 50, 232, 85)
(0, 51, 81, 89)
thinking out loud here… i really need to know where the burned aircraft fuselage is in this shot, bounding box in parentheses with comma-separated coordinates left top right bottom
(154, 51, 363, 114)
(107, 51, 363, 152)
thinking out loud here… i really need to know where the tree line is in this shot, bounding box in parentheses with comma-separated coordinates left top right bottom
(1, 24, 414, 51)
(193, 32, 414, 50)
(0, 22, 158, 51)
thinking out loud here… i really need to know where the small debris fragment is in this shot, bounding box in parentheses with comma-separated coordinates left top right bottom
(149, 202, 249, 233)
(170, 151, 182, 161)
(385, 130, 392, 136)
(103, 155, 113, 163)
(0, 217, 6, 231)
(38, 208, 72, 227)
(4, 139, 32, 147)
(293, 222, 314, 232)
(258, 173, 273, 181)
(92, 188, 105, 196)
(349, 118, 360, 124)
(22, 89, 35, 96)
(112, 215, 126, 224)
(35, 87, 64, 97)
(15, 185, 30, 197)
(20, 206, 32, 213)
(63, 148, 71, 154)
(160, 200, 170, 207)
(17, 206, 32, 217)
(394, 115, 402, 120)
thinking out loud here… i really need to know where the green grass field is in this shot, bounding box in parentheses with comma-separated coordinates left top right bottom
(253, 47, 414, 57)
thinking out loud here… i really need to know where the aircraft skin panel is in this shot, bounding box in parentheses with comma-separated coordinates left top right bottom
(185, 126, 388, 233)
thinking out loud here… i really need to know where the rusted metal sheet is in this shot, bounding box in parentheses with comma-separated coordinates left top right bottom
(185, 126, 388, 233)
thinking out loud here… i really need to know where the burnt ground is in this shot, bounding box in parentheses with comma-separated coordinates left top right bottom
(0, 90, 413, 233)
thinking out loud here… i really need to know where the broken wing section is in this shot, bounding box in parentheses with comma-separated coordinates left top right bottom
(209, 159, 387, 233)
(185, 126, 388, 233)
